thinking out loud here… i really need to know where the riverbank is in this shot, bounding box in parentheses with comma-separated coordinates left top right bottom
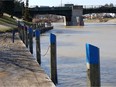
(37, 22, 116, 87)
(0, 24, 17, 33)
(0, 32, 55, 87)
(84, 18, 116, 23)
(0, 14, 17, 33)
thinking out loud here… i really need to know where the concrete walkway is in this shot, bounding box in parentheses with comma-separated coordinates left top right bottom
(0, 33, 55, 87)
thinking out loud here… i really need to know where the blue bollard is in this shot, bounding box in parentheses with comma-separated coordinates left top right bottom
(12, 30, 15, 43)
(29, 28, 33, 54)
(50, 33, 56, 44)
(35, 29, 40, 38)
(25, 26, 28, 48)
(86, 44, 100, 64)
(86, 43, 100, 87)
(50, 33, 58, 85)
(35, 29, 41, 64)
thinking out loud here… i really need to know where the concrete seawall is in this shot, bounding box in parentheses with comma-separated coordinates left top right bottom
(0, 33, 55, 87)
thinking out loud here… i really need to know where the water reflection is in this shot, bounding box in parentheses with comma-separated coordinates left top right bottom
(33, 22, 116, 87)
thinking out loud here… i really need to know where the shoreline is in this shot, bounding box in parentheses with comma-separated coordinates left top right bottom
(84, 18, 116, 23)
(0, 18, 116, 33)
(0, 32, 55, 87)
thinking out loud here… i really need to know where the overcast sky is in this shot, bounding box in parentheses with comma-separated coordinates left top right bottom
(22, 0, 116, 7)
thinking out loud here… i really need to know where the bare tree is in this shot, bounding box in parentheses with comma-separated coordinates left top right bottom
(0, 1, 3, 17)
(109, 3, 114, 7)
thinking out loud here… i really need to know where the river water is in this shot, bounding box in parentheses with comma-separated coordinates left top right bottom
(33, 22, 116, 87)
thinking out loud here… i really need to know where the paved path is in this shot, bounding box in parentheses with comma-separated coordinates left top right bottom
(0, 33, 55, 87)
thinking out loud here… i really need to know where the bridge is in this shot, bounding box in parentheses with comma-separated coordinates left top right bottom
(83, 5, 116, 14)
(14, 5, 84, 26)
(29, 7, 72, 25)
(14, 5, 116, 26)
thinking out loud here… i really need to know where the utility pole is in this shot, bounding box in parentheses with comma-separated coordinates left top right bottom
(24, 0, 29, 21)
(26, 0, 29, 7)
(61, 0, 62, 7)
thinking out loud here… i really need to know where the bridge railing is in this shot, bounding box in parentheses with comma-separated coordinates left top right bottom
(83, 5, 103, 9)
(83, 5, 116, 9)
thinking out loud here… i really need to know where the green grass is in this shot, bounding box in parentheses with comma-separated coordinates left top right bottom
(0, 14, 33, 33)
(0, 27, 17, 33)
(0, 27, 16, 33)
(0, 15, 17, 33)
(0, 15, 17, 25)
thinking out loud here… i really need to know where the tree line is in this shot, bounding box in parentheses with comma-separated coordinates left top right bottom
(0, 0, 30, 21)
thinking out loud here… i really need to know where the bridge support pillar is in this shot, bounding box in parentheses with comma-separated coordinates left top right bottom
(65, 6, 84, 26)
(65, 16, 72, 26)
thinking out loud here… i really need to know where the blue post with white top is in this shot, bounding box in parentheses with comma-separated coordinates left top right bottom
(86, 43, 100, 87)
